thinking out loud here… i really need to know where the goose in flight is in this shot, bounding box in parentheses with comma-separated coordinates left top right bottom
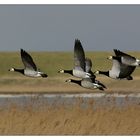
(9, 49, 48, 78)
(108, 49, 140, 66)
(95, 49, 136, 80)
(58, 39, 93, 78)
(65, 77, 106, 91)
(66, 57, 106, 90)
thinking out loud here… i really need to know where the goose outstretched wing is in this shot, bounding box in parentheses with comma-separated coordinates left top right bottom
(85, 58, 92, 73)
(114, 49, 139, 66)
(20, 49, 37, 71)
(74, 39, 86, 71)
(114, 49, 136, 61)
(119, 64, 136, 78)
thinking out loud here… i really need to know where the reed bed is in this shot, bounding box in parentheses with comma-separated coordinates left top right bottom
(0, 101, 139, 135)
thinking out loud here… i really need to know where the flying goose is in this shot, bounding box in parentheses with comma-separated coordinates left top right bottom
(95, 50, 136, 80)
(65, 77, 106, 91)
(58, 39, 92, 78)
(65, 57, 106, 90)
(108, 49, 140, 66)
(9, 49, 48, 78)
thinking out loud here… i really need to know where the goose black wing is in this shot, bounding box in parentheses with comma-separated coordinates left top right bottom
(74, 39, 86, 71)
(20, 49, 37, 71)
(85, 57, 92, 73)
(111, 58, 135, 78)
(85, 58, 95, 78)
(114, 49, 138, 66)
(119, 64, 136, 78)
(114, 49, 136, 60)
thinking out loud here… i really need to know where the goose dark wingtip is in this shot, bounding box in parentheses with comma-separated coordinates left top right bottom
(113, 49, 122, 56)
(74, 39, 84, 53)
(103, 84, 107, 89)
(113, 49, 119, 53)
(20, 49, 26, 55)
(20, 49, 26, 57)
(41, 74, 48, 78)
(98, 87, 104, 91)
(75, 38, 80, 41)
(20, 48, 24, 52)
(98, 82, 107, 89)
(75, 39, 81, 45)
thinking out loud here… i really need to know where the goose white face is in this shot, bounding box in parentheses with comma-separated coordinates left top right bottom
(94, 71, 99, 74)
(136, 59, 140, 63)
(59, 69, 64, 73)
(9, 67, 15, 72)
(107, 55, 113, 60)
(65, 79, 71, 82)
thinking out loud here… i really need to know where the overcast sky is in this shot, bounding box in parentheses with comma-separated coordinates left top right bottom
(0, 5, 140, 51)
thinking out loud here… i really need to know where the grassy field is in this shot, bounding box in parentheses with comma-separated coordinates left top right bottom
(0, 51, 140, 92)
(1, 50, 140, 77)
(0, 52, 140, 92)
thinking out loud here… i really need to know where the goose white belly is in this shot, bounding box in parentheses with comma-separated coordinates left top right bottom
(81, 80, 93, 88)
(73, 69, 90, 78)
(81, 80, 99, 89)
(109, 70, 119, 79)
(24, 70, 42, 77)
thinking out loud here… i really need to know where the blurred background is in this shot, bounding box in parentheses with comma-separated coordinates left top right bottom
(0, 5, 140, 51)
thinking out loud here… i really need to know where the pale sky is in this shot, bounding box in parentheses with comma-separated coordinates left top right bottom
(0, 5, 140, 51)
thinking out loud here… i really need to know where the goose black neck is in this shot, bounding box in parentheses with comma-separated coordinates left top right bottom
(112, 56, 121, 62)
(14, 68, 24, 74)
(99, 71, 109, 77)
(64, 70, 73, 75)
(70, 79, 81, 86)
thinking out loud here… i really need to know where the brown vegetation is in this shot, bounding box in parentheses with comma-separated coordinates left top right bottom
(0, 103, 140, 135)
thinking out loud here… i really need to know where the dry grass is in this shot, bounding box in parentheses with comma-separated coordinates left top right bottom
(0, 103, 140, 135)
(0, 76, 140, 93)
(0, 51, 140, 93)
